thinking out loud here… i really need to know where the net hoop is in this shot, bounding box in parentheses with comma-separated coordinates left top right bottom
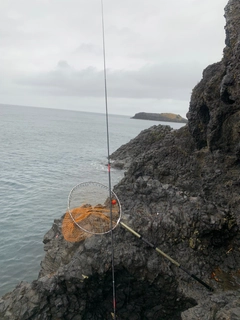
(67, 181, 122, 235)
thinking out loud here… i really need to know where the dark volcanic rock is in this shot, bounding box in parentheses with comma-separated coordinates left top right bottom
(187, 0, 240, 153)
(1, 1, 240, 319)
(110, 124, 173, 169)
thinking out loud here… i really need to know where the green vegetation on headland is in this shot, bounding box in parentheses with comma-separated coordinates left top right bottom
(131, 112, 188, 123)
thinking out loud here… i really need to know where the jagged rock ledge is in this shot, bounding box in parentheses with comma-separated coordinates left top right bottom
(132, 112, 188, 123)
(110, 124, 173, 170)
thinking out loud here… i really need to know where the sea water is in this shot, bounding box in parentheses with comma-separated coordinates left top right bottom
(0, 104, 184, 296)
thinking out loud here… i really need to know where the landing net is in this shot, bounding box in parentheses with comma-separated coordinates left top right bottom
(62, 182, 121, 242)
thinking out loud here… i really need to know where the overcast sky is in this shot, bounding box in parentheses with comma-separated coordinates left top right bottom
(0, 0, 227, 117)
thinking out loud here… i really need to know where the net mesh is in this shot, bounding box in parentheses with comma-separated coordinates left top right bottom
(62, 182, 121, 242)
(62, 210, 90, 242)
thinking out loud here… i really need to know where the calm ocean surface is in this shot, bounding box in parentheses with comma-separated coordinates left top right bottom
(0, 104, 184, 296)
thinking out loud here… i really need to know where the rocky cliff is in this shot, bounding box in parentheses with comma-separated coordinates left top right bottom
(187, 0, 240, 152)
(1, 1, 240, 319)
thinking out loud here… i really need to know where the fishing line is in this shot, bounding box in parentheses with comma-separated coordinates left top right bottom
(100, 0, 117, 318)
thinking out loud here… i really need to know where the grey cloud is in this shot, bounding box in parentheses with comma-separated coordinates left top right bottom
(75, 43, 102, 55)
(57, 61, 71, 69)
(16, 61, 203, 101)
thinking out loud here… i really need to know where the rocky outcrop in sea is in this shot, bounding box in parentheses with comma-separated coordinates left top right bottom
(131, 112, 188, 123)
(1, 0, 240, 319)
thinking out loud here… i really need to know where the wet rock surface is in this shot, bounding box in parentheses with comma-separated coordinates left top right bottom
(1, 0, 240, 319)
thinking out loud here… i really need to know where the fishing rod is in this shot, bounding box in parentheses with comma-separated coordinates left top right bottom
(100, 0, 117, 318)
(120, 221, 214, 292)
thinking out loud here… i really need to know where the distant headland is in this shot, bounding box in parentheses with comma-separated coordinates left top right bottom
(131, 112, 188, 123)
